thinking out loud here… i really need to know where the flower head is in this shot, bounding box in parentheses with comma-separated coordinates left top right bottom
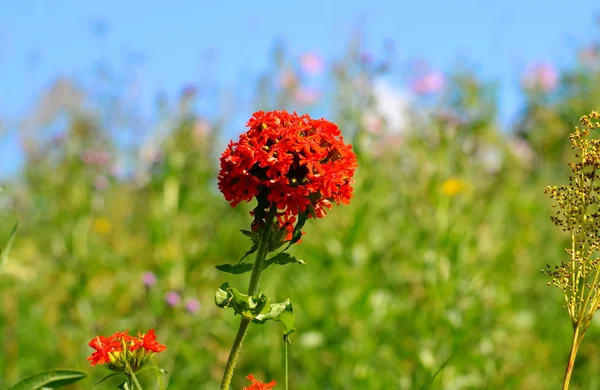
(441, 178, 468, 196)
(87, 335, 122, 366)
(543, 111, 600, 387)
(293, 87, 321, 105)
(522, 62, 558, 92)
(142, 271, 158, 288)
(131, 329, 167, 353)
(92, 217, 112, 235)
(87, 329, 166, 373)
(218, 111, 357, 241)
(165, 291, 181, 307)
(185, 298, 201, 314)
(545, 111, 600, 311)
(81, 149, 111, 167)
(243, 374, 276, 390)
(411, 71, 445, 95)
(299, 52, 323, 75)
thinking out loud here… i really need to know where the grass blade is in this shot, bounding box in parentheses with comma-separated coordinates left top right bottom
(0, 219, 19, 270)
(419, 354, 454, 390)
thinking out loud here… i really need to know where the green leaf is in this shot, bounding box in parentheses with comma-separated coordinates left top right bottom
(215, 284, 295, 338)
(306, 201, 317, 220)
(292, 211, 309, 244)
(215, 262, 253, 274)
(214, 282, 232, 306)
(264, 252, 306, 270)
(214, 283, 271, 319)
(0, 220, 19, 270)
(8, 369, 87, 390)
(419, 354, 454, 390)
(94, 373, 124, 385)
(240, 229, 259, 240)
(136, 365, 168, 375)
(239, 242, 258, 262)
(253, 298, 296, 338)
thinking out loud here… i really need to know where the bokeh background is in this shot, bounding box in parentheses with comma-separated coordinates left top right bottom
(3, 1, 600, 389)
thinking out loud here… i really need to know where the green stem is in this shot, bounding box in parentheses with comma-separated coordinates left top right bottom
(219, 317, 251, 390)
(220, 204, 277, 390)
(562, 325, 584, 390)
(285, 339, 289, 390)
(126, 367, 144, 390)
(247, 205, 277, 296)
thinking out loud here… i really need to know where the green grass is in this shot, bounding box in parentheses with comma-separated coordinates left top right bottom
(2, 48, 600, 389)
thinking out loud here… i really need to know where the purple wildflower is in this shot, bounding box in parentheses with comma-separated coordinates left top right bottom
(185, 298, 201, 314)
(142, 272, 157, 288)
(165, 291, 181, 307)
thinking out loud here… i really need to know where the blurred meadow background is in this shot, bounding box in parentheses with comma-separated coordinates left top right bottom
(3, 1, 600, 389)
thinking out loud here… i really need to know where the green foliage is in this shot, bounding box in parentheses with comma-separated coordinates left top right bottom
(419, 355, 454, 390)
(215, 283, 295, 337)
(264, 252, 306, 269)
(215, 262, 254, 275)
(253, 299, 295, 339)
(4, 34, 600, 390)
(215, 282, 271, 319)
(7, 369, 87, 390)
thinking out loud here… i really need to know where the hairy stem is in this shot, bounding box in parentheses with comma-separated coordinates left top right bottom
(220, 204, 277, 390)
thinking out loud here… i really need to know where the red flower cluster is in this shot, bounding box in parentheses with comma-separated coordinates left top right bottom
(87, 329, 166, 367)
(218, 111, 357, 238)
(243, 374, 276, 389)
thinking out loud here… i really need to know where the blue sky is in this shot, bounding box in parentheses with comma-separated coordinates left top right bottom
(1, 0, 599, 176)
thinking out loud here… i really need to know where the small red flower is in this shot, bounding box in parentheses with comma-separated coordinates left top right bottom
(218, 111, 357, 240)
(243, 374, 277, 389)
(131, 329, 167, 353)
(87, 335, 121, 366)
(87, 328, 166, 372)
(111, 329, 135, 342)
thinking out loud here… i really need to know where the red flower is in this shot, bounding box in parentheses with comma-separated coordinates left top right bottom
(131, 329, 167, 353)
(87, 335, 122, 366)
(218, 111, 357, 239)
(87, 328, 166, 368)
(243, 374, 277, 389)
(111, 329, 135, 342)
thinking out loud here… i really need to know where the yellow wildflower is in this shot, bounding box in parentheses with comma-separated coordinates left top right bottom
(93, 217, 112, 235)
(441, 178, 467, 196)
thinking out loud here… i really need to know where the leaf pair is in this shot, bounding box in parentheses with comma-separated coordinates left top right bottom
(215, 283, 295, 338)
(215, 210, 310, 274)
(215, 252, 306, 275)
